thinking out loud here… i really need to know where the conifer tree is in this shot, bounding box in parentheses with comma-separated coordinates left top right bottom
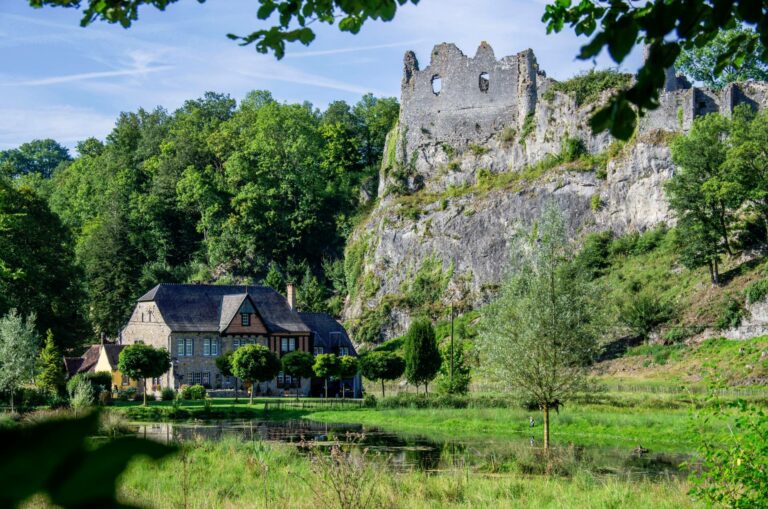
(404, 318, 441, 394)
(36, 329, 65, 396)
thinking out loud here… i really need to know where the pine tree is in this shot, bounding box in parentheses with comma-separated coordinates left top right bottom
(36, 329, 65, 396)
(262, 262, 285, 293)
(404, 318, 441, 394)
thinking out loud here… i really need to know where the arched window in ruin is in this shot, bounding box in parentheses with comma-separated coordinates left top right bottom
(431, 74, 442, 95)
(479, 72, 490, 93)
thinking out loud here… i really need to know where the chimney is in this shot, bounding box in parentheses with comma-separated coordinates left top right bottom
(286, 282, 296, 310)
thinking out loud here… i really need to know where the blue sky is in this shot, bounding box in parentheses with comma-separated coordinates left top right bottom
(0, 0, 644, 152)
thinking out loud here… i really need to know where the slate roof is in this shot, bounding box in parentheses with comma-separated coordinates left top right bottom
(298, 312, 357, 356)
(63, 357, 84, 378)
(138, 283, 309, 334)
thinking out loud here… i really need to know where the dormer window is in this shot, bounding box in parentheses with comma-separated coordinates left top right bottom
(241, 313, 250, 326)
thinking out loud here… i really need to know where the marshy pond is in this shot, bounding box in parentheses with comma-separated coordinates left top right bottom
(133, 419, 690, 480)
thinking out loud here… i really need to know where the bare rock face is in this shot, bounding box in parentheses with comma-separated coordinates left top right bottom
(345, 42, 768, 342)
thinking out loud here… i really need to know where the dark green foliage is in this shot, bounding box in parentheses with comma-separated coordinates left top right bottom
(297, 267, 327, 312)
(576, 231, 613, 279)
(0, 179, 88, 351)
(0, 138, 70, 178)
(281, 350, 315, 379)
(118, 344, 171, 405)
(665, 113, 737, 284)
(618, 291, 675, 340)
(160, 387, 176, 401)
(0, 411, 174, 508)
(560, 136, 587, 162)
(404, 318, 441, 392)
(716, 294, 746, 331)
(214, 351, 234, 377)
(545, 70, 632, 107)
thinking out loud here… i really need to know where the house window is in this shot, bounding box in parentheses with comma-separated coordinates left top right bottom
(177, 339, 185, 357)
(191, 372, 202, 385)
(339, 347, 350, 356)
(185, 338, 194, 357)
(234, 338, 241, 349)
(211, 339, 219, 356)
(314, 346, 324, 355)
(281, 337, 296, 352)
(241, 313, 250, 326)
(202, 372, 210, 386)
(203, 338, 210, 356)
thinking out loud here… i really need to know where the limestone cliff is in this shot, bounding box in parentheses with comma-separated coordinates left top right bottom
(343, 42, 768, 342)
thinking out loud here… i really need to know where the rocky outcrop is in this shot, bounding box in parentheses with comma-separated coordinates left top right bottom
(344, 42, 768, 342)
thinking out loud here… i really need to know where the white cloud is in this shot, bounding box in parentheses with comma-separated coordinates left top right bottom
(284, 40, 425, 58)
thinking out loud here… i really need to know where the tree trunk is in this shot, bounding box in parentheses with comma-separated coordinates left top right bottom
(143, 378, 147, 406)
(425, 382, 429, 395)
(234, 377, 239, 403)
(249, 384, 254, 405)
(324, 378, 328, 399)
(381, 379, 385, 399)
(543, 403, 550, 450)
(9, 389, 13, 413)
(713, 257, 720, 285)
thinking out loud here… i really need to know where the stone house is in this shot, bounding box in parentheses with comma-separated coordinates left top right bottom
(119, 283, 357, 396)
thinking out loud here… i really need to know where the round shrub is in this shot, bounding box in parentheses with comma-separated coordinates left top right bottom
(363, 394, 377, 408)
(181, 384, 206, 401)
(161, 387, 176, 401)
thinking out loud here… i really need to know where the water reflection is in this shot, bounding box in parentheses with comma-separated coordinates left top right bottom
(133, 419, 689, 479)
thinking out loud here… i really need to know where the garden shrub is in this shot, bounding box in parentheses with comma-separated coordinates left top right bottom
(363, 394, 377, 407)
(66, 372, 113, 397)
(181, 384, 206, 401)
(160, 387, 176, 401)
(117, 388, 137, 402)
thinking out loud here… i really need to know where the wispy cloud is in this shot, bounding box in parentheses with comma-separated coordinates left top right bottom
(3, 65, 174, 87)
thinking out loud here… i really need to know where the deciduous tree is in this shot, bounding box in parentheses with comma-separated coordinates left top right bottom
(478, 205, 599, 449)
(118, 344, 171, 405)
(281, 350, 315, 399)
(313, 353, 340, 398)
(230, 344, 281, 404)
(0, 310, 39, 412)
(359, 350, 405, 398)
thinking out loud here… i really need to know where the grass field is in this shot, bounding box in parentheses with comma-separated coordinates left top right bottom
(109, 438, 694, 509)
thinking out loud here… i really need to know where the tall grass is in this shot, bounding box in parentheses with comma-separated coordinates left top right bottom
(115, 437, 693, 509)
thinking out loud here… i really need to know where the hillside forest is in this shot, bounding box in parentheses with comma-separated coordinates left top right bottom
(0, 91, 398, 352)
